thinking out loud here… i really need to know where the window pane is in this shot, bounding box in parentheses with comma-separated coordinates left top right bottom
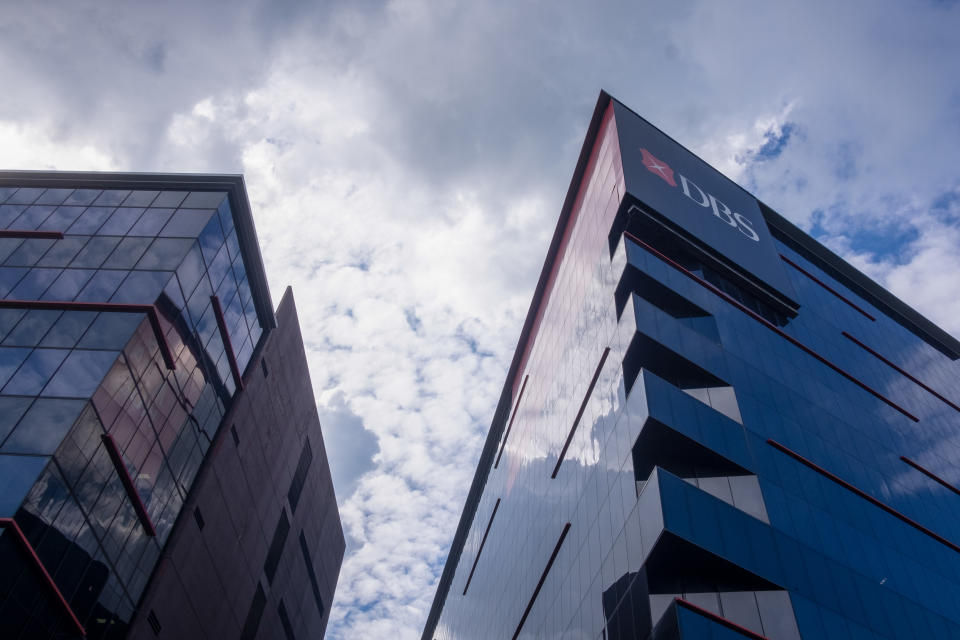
(6, 187, 44, 205)
(111, 270, 171, 304)
(68, 206, 115, 234)
(63, 189, 101, 206)
(40, 206, 86, 232)
(1, 348, 69, 395)
(0, 238, 22, 263)
(77, 313, 142, 350)
(2, 397, 86, 455)
(76, 269, 126, 302)
(4, 238, 56, 267)
(93, 190, 130, 206)
(136, 238, 193, 270)
(0, 308, 26, 338)
(0, 453, 50, 516)
(0, 266, 28, 297)
(39, 311, 97, 348)
(2, 310, 61, 347)
(152, 191, 188, 208)
(35, 189, 74, 206)
(121, 191, 160, 207)
(0, 396, 33, 444)
(98, 207, 145, 236)
(9, 268, 61, 299)
(42, 268, 96, 301)
(102, 237, 152, 269)
(0, 347, 31, 388)
(10, 205, 56, 230)
(159, 209, 215, 238)
(128, 208, 174, 237)
(43, 350, 119, 398)
(36, 236, 89, 267)
(70, 236, 121, 268)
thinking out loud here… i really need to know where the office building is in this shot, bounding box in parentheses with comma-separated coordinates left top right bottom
(424, 92, 960, 639)
(0, 172, 344, 639)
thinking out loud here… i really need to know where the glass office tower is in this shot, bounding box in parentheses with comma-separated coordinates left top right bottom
(424, 93, 960, 639)
(0, 172, 344, 639)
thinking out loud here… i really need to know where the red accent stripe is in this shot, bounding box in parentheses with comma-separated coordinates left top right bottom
(623, 233, 919, 422)
(767, 439, 960, 554)
(210, 295, 244, 391)
(511, 522, 571, 640)
(552, 347, 610, 478)
(843, 331, 960, 413)
(100, 433, 157, 537)
(0, 230, 65, 240)
(780, 254, 876, 321)
(674, 598, 770, 640)
(495, 375, 528, 469)
(0, 517, 86, 636)
(900, 456, 960, 497)
(462, 498, 501, 595)
(0, 299, 176, 370)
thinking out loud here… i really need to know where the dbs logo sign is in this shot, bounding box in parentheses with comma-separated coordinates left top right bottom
(640, 147, 759, 242)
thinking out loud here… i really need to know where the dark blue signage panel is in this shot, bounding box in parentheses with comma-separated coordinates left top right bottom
(613, 101, 796, 303)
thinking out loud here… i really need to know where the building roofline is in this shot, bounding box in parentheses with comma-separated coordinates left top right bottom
(0, 170, 276, 331)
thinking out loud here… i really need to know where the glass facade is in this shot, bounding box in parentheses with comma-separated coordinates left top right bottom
(425, 94, 960, 639)
(0, 174, 342, 639)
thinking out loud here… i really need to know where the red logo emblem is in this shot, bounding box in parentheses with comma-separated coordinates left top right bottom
(640, 148, 676, 187)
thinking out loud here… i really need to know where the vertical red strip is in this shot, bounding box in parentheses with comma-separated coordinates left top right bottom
(210, 295, 244, 391)
(0, 517, 86, 636)
(100, 433, 157, 537)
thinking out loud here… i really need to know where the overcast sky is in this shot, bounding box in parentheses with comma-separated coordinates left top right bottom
(3, 1, 960, 637)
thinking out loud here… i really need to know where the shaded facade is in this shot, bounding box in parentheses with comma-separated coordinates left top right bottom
(424, 93, 960, 639)
(0, 172, 343, 639)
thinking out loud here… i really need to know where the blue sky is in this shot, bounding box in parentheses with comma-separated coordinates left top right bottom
(2, 1, 960, 637)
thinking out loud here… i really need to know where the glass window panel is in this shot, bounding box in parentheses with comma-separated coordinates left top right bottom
(756, 591, 802, 640)
(111, 270, 171, 304)
(63, 189, 101, 206)
(102, 237, 152, 269)
(9, 268, 61, 299)
(0, 396, 33, 444)
(4, 238, 56, 266)
(127, 208, 174, 237)
(136, 237, 193, 270)
(98, 207, 145, 236)
(35, 189, 74, 206)
(67, 206, 114, 234)
(0, 204, 26, 227)
(36, 236, 89, 267)
(121, 191, 160, 207)
(1, 348, 69, 395)
(43, 350, 119, 398)
(159, 209, 215, 238)
(10, 205, 56, 230)
(39, 311, 97, 348)
(197, 213, 225, 265)
(71, 235, 121, 268)
(77, 313, 142, 350)
(174, 243, 205, 300)
(2, 310, 61, 347)
(207, 243, 231, 292)
(0, 238, 23, 263)
(0, 453, 49, 517)
(76, 269, 126, 302)
(6, 188, 44, 205)
(226, 228, 240, 262)
(39, 205, 86, 232)
(93, 190, 130, 206)
(182, 192, 227, 209)
(42, 268, 95, 301)
(216, 199, 235, 235)
(730, 476, 770, 523)
(152, 191, 188, 208)
(0, 187, 18, 203)
(0, 266, 28, 297)
(0, 347, 31, 388)
(0, 308, 26, 337)
(3, 398, 86, 455)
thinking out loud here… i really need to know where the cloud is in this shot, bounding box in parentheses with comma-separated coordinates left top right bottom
(2, 1, 960, 639)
